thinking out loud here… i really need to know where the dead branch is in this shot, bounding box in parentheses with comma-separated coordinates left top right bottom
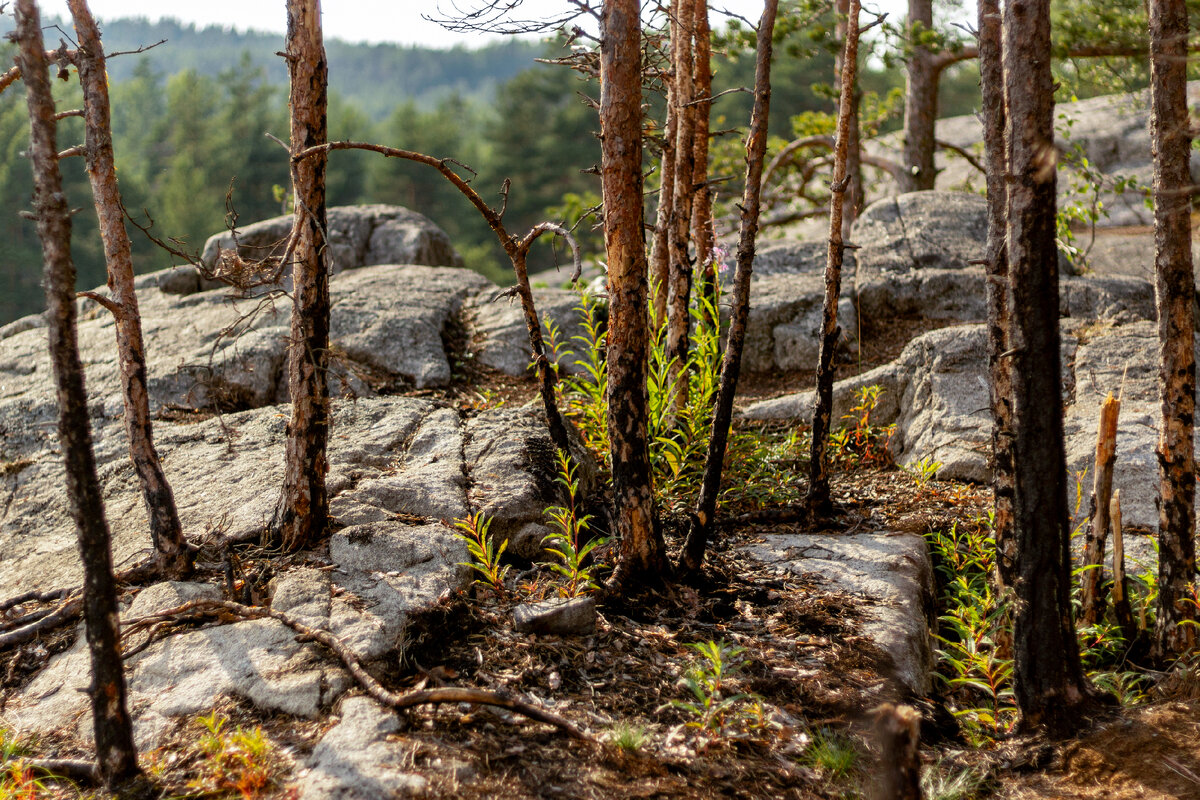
(0, 587, 70, 614)
(0, 595, 82, 650)
(125, 598, 592, 740)
(936, 137, 986, 174)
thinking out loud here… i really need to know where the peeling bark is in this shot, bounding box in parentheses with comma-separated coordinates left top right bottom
(601, 0, 668, 586)
(273, 0, 331, 553)
(807, 0, 863, 521)
(14, 0, 138, 784)
(978, 0, 1016, 592)
(68, 0, 192, 579)
(1149, 0, 1197, 659)
(679, 0, 778, 574)
(1002, 0, 1095, 737)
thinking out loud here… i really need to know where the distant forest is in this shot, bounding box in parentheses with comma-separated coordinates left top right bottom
(0, 14, 982, 326)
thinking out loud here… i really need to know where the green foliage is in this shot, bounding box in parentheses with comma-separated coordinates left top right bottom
(547, 290, 610, 462)
(606, 723, 649, 753)
(668, 640, 760, 740)
(904, 455, 943, 488)
(452, 513, 510, 597)
(179, 711, 286, 799)
(543, 451, 609, 597)
(829, 385, 895, 469)
(802, 727, 859, 780)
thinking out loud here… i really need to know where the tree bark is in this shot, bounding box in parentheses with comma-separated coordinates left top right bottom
(807, 0, 863, 521)
(1080, 394, 1119, 625)
(978, 0, 1017, 592)
(871, 704, 923, 800)
(836, 0, 864, 233)
(601, 0, 669, 586)
(14, 0, 139, 785)
(650, 58, 676, 324)
(678, 0, 778, 574)
(901, 0, 937, 192)
(68, 0, 192, 580)
(667, 0, 698, 413)
(691, 3, 717, 318)
(273, 0, 331, 553)
(1148, 0, 1197, 659)
(1002, 0, 1095, 737)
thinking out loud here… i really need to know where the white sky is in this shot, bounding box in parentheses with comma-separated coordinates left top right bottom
(34, 1, 925, 48)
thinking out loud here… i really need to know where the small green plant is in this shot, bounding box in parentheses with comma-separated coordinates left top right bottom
(904, 455, 942, 487)
(921, 760, 989, 800)
(668, 639, 757, 740)
(830, 385, 895, 468)
(606, 723, 649, 753)
(803, 727, 859, 780)
(451, 512, 510, 596)
(186, 712, 285, 799)
(0, 763, 50, 800)
(543, 450, 609, 596)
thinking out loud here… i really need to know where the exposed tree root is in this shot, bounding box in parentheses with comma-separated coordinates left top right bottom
(122, 598, 593, 741)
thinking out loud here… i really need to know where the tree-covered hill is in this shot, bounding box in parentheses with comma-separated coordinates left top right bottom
(0, 16, 544, 118)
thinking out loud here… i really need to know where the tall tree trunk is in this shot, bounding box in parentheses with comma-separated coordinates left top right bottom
(901, 0, 937, 193)
(691, 3, 717, 318)
(14, 0, 139, 785)
(807, 0, 864, 521)
(679, 0, 779, 574)
(601, 0, 669, 586)
(1002, 0, 1094, 737)
(273, 0, 331, 553)
(1149, 0, 1197, 658)
(978, 0, 1016, 590)
(69, 0, 192, 580)
(836, 0, 864, 233)
(650, 65, 676, 324)
(667, 0, 698, 413)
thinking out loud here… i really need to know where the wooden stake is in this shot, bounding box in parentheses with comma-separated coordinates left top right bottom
(1080, 392, 1120, 624)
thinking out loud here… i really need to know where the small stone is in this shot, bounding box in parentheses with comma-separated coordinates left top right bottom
(513, 596, 596, 636)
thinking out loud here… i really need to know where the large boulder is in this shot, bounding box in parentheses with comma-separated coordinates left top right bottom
(851, 191, 988, 275)
(196, 204, 464, 291)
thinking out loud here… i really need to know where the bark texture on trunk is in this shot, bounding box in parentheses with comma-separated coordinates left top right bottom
(69, 0, 191, 579)
(978, 0, 1016, 590)
(1002, 0, 1093, 737)
(667, 0, 698, 412)
(691, 3, 716, 316)
(1149, 0, 1197, 658)
(835, 0, 864, 234)
(807, 0, 863, 521)
(601, 0, 668, 585)
(679, 0, 778, 574)
(651, 66, 676, 323)
(1080, 394, 1120, 625)
(15, 0, 139, 784)
(274, 0, 331, 553)
(901, 0, 937, 192)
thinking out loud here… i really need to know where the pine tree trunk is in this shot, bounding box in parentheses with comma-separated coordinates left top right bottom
(601, 0, 669, 586)
(14, 0, 138, 784)
(679, 0, 778, 574)
(273, 0, 331, 553)
(836, 0, 864, 233)
(901, 0, 937, 193)
(807, 0, 863, 521)
(1148, 0, 1197, 658)
(651, 69, 676, 323)
(1002, 0, 1094, 736)
(69, 0, 192, 579)
(977, 0, 1016, 590)
(667, 0, 698, 413)
(691, 3, 716, 317)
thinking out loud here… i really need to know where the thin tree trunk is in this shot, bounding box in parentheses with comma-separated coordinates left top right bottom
(691, 3, 717, 319)
(601, 0, 669, 587)
(807, 0, 863, 521)
(14, 0, 138, 785)
(1002, 0, 1095, 737)
(978, 0, 1016, 591)
(836, 0, 864, 234)
(667, 0, 698, 413)
(1080, 394, 1119, 625)
(1149, 0, 1197, 659)
(901, 0, 937, 192)
(871, 704, 923, 800)
(68, 0, 192, 580)
(678, 0, 779, 574)
(273, 0, 331, 553)
(651, 63, 676, 324)
(1110, 491, 1138, 641)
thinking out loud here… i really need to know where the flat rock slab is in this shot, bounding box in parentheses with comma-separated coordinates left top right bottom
(741, 531, 935, 695)
(513, 596, 597, 636)
(297, 696, 428, 800)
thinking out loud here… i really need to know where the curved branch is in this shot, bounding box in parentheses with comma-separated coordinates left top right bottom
(518, 221, 583, 283)
(125, 598, 592, 740)
(761, 136, 835, 209)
